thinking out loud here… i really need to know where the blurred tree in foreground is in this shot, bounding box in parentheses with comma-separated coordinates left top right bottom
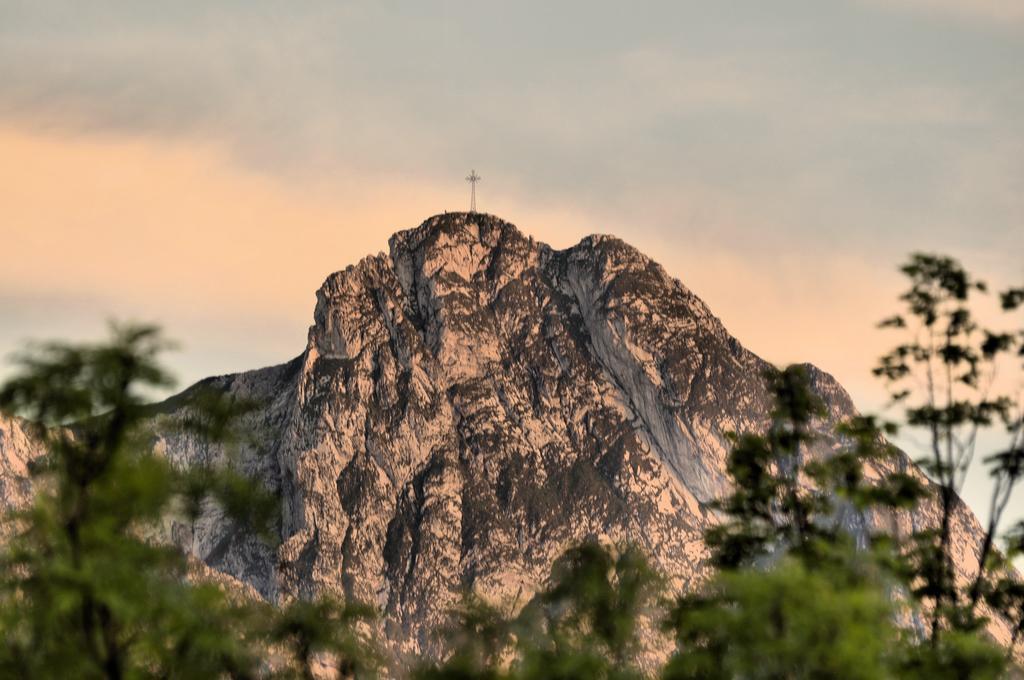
(268, 597, 380, 680)
(416, 542, 661, 680)
(664, 365, 923, 679)
(0, 324, 377, 679)
(660, 252, 1022, 679)
(875, 254, 1024, 643)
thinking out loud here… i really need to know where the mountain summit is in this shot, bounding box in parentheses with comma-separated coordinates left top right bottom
(0, 213, 997, 658)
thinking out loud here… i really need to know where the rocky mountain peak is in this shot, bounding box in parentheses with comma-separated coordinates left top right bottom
(0, 212, 1002, 661)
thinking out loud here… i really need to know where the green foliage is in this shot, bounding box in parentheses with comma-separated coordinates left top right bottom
(896, 631, 1007, 680)
(416, 592, 515, 680)
(417, 542, 662, 680)
(875, 253, 1023, 642)
(703, 365, 826, 570)
(540, 543, 662, 666)
(663, 559, 898, 680)
(671, 366, 898, 677)
(0, 324, 378, 679)
(267, 597, 380, 680)
(667, 356, 1009, 678)
(705, 365, 923, 574)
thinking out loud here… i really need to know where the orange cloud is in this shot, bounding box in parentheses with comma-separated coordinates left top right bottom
(1, 128, 429, 318)
(0, 124, 931, 413)
(0, 126, 601, 373)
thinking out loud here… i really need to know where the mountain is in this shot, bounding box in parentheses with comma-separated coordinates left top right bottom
(0, 212, 1005, 660)
(0, 415, 37, 513)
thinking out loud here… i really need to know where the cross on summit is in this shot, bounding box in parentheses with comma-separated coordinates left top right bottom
(465, 170, 481, 213)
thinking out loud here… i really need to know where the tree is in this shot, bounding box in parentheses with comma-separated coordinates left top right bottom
(704, 365, 923, 571)
(267, 597, 379, 680)
(417, 542, 663, 680)
(663, 558, 899, 680)
(415, 592, 516, 680)
(0, 324, 378, 679)
(520, 542, 662, 680)
(665, 354, 1017, 678)
(875, 254, 1023, 642)
(666, 364, 930, 679)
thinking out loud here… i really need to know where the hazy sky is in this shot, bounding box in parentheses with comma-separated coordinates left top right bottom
(1, 1, 1021, 516)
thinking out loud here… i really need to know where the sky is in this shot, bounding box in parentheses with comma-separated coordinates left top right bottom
(1, 1, 1021, 518)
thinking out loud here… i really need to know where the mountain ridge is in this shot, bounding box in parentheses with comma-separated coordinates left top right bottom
(0, 212, 1003, 661)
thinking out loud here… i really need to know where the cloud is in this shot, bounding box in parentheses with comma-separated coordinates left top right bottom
(862, 0, 1024, 24)
(0, 122, 905, 407)
(2, 2, 1020, 345)
(0, 124, 602, 380)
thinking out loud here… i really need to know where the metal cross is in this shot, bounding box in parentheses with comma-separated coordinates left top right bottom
(465, 170, 481, 213)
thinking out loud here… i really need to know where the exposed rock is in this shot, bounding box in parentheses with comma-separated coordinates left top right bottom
(0, 415, 37, 514)
(0, 212, 1005, 660)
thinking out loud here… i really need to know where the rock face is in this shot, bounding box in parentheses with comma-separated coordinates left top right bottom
(0, 213, 1002, 658)
(0, 416, 38, 513)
